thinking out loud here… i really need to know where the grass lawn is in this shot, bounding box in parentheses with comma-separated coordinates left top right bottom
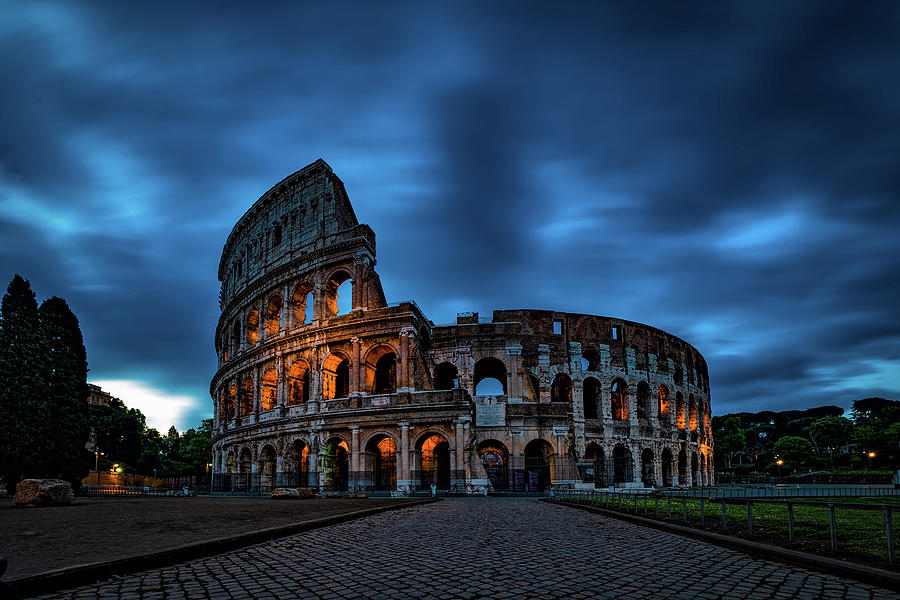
(560, 494, 900, 570)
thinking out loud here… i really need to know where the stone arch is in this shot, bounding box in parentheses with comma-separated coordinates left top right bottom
(676, 391, 686, 430)
(611, 378, 628, 421)
(291, 281, 314, 326)
(322, 351, 351, 399)
(640, 447, 655, 487)
(658, 385, 670, 422)
(364, 344, 398, 394)
(364, 432, 398, 491)
(259, 444, 277, 491)
(224, 450, 235, 474)
(678, 448, 687, 485)
(691, 451, 700, 486)
(324, 268, 353, 317)
(688, 394, 698, 432)
(581, 347, 601, 372)
(225, 383, 236, 422)
(477, 440, 509, 491)
(246, 308, 259, 345)
(321, 437, 349, 491)
(414, 431, 452, 491)
(637, 381, 651, 421)
(238, 447, 253, 474)
(287, 358, 311, 406)
(473, 356, 507, 396)
(433, 361, 458, 390)
(260, 368, 278, 411)
(584, 443, 606, 487)
(265, 294, 283, 336)
(612, 444, 633, 485)
(551, 373, 573, 408)
(526, 373, 541, 402)
(523, 439, 554, 491)
(240, 376, 254, 417)
(284, 438, 311, 487)
(583, 377, 600, 420)
(661, 447, 674, 487)
(230, 319, 241, 357)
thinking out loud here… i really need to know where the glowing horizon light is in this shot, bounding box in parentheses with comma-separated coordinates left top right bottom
(92, 379, 201, 432)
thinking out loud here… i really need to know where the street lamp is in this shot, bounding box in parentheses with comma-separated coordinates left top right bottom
(776, 457, 784, 479)
(867, 450, 876, 470)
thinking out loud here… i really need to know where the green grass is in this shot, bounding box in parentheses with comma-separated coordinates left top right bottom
(559, 494, 900, 570)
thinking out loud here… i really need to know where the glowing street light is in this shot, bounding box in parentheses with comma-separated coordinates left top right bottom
(867, 450, 876, 470)
(775, 457, 784, 479)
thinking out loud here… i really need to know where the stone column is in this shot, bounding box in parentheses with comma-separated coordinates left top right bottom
(277, 353, 287, 412)
(537, 344, 550, 403)
(454, 421, 466, 476)
(350, 337, 362, 397)
(253, 367, 260, 420)
(505, 344, 522, 401)
(632, 444, 641, 485)
(350, 426, 360, 491)
(353, 252, 369, 310)
(399, 329, 414, 392)
(399, 423, 410, 491)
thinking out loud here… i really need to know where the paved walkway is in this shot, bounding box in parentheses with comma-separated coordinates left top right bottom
(35, 499, 897, 599)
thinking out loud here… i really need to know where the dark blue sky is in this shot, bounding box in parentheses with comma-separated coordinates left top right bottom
(2, 2, 898, 431)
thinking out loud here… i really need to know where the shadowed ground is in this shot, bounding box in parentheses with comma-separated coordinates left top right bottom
(29, 498, 899, 599)
(0, 496, 414, 578)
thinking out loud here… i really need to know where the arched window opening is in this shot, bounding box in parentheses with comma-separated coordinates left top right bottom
(365, 345, 397, 394)
(225, 452, 234, 474)
(611, 379, 628, 421)
(676, 392, 686, 430)
(259, 445, 277, 492)
(287, 360, 310, 405)
(261, 368, 278, 411)
(418, 434, 451, 490)
(658, 385, 670, 421)
(367, 435, 397, 491)
(225, 384, 236, 422)
(674, 364, 684, 386)
(325, 271, 353, 317)
(583, 377, 600, 420)
(265, 295, 283, 336)
(321, 438, 349, 491)
(550, 373, 573, 408)
(581, 348, 601, 372)
(691, 452, 700, 486)
(678, 448, 687, 485)
(637, 381, 650, 421)
(291, 284, 314, 326)
(612, 444, 632, 485)
(688, 394, 697, 431)
(222, 332, 229, 362)
(295, 442, 311, 487)
(246, 309, 259, 345)
(231, 320, 241, 357)
(240, 377, 254, 417)
(641, 448, 655, 487)
(583, 444, 606, 487)
(523, 439, 554, 492)
(478, 441, 509, 491)
(322, 353, 351, 399)
(433, 362, 459, 390)
(239, 448, 252, 474)
(661, 448, 674, 487)
(528, 374, 541, 402)
(473, 357, 507, 396)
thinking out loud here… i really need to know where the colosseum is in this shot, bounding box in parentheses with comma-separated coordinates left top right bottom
(210, 159, 713, 494)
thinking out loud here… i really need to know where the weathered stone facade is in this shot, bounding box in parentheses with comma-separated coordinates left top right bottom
(210, 159, 713, 493)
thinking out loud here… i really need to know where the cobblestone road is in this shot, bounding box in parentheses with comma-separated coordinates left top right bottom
(35, 499, 898, 599)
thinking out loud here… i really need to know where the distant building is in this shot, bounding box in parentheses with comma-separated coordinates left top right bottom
(87, 383, 112, 407)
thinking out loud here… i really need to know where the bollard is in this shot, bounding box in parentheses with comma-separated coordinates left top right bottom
(828, 504, 837, 552)
(885, 508, 895, 564)
(682, 497, 687, 522)
(644, 495, 648, 516)
(721, 500, 726, 530)
(787, 502, 794, 543)
(667, 497, 671, 518)
(700, 497, 705, 527)
(655, 496, 659, 517)
(746, 500, 752, 534)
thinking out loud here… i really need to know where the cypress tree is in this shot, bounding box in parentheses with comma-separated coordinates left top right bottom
(0, 275, 53, 485)
(40, 296, 91, 488)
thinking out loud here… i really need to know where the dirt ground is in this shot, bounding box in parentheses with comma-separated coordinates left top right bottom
(0, 496, 417, 578)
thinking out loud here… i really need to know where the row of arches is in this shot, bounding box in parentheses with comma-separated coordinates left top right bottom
(221, 270, 353, 362)
(581, 444, 712, 487)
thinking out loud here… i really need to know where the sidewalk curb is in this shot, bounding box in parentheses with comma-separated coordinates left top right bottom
(544, 499, 900, 592)
(7, 498, 437, 599)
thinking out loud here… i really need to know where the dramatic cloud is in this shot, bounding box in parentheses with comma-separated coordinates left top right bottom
(2, 1, 898, 428)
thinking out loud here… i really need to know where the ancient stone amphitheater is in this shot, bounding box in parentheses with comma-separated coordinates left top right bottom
(211, 159, 713, 494)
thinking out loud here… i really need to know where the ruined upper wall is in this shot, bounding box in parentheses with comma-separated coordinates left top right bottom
(217, 159, 371, 307)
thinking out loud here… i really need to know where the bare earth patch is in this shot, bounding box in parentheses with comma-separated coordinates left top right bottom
(0, 496, 416, 578)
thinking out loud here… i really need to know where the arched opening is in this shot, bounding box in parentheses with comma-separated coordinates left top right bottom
(611, 379, 628, 421)
(265, 295, 283, 336)
(581, 348, 601, 372)
(286, 440, 311, 488)
(637, 382, 650, 421)
(225, 383, 236, 422)
(291, 283, 314, 326)
(230, 320, 241, 357)
(225, 452, 234, 474)
(287, 359, 310, 405)
(688, 394, 697, 432)
(239, 448, 252, 474)
(433, 362, 458, 391)
(612, 444, 633, 485)
(322, 353, 350, 399)
(641, 448, 655, 487)
(583, 377, 600, 420)
(658, 385, 670, 422)
(259, 445, 277, 492)
(583, 444, 606, 487)
(676, 392, 686, 430)
(527, 374, 541, 401)
(222, 332, 229, 362)
(325, 271, 352, 317)
(321, 438, 349, 491)
(366, 435, 397, 491)
(550, 373, 572, 408)
(661, 448, 674, 487)
(260, 368, 278, 412)
(674, 364, 684, 385)
(477, 440, 508, 491)
(239, 377, 254, 417)
(691, 452, 700, 486)
(246, 309, 259, 345)
(364, 345, 397, 394)
(417, 434, 451, 491)
(678, 448, 687, 485)
(523, 439, 554, 492)
(473, 357, 507, 396)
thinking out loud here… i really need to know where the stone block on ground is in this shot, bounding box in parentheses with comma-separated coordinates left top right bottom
(271, 487, 300, 499)
(13, 479, 75, 507)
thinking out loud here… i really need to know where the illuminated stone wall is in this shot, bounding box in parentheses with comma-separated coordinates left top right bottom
(210, 160, 713, 493)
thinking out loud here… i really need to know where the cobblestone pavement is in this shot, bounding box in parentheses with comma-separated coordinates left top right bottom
(35, 499, 898, 600)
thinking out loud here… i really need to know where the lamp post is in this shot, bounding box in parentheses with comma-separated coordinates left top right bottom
(776, 457, 784, 479)
(867, 450, 876, 470)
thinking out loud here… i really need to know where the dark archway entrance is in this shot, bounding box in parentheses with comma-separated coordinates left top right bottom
(523, 439, 554, 492)
(612, 444, 632, 485)
(661, 448, 674, 487)
(322, 439, 349, 491)
(640, 448, 655, 487)
(583, 444, 606, 488)
(367, 435, 397, 491)
(477, 441, 508, 491)
(418, 434, 451, 490)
